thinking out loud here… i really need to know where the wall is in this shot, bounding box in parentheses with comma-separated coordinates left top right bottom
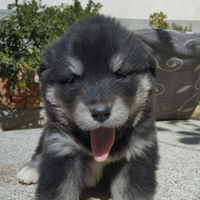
(1, 0, 200, 20)
(117, 19, 200, 33)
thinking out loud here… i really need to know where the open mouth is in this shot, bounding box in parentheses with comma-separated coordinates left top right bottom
(90, 127, 115, 162)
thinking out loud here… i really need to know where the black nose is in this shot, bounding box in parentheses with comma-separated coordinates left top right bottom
(91, 106, 111, 122)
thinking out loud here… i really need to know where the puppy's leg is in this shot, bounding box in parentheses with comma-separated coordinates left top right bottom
(17, 134, 44, 184)
(36, 153, 86, 200)
(111, 148, 158, 200)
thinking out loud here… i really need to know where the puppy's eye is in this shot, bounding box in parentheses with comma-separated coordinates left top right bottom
(68, 75, 79, 84)
(59, 75, 79, 84)
(115, 72, 127, 79)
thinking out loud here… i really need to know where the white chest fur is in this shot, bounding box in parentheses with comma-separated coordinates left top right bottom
(85, 160, 108, 187)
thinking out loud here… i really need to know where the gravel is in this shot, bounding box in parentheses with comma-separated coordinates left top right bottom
(0, 119, 200, 200)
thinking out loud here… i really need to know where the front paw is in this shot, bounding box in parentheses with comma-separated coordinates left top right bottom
(17, 165, 39, 184)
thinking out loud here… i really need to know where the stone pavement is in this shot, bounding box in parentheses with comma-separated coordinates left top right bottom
(0, 119, 200, 200)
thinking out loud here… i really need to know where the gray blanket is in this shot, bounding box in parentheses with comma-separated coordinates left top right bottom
(134, 29, 200, 120)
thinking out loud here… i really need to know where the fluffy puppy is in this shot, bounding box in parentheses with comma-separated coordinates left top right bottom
(17, 15, 158, 200)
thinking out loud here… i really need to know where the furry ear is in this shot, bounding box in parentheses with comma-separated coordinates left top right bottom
(38, 63, 47, 76)
(148, 55, 156, 78)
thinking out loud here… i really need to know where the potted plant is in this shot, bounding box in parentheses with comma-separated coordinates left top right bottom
(134, 12, 200, 120)
(0, 0, 102, 110)
(0, 0, 102, 130)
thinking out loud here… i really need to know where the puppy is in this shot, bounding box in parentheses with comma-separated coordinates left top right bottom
(17, 15, 158, 200)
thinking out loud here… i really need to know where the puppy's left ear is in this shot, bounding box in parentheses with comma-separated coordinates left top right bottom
(38, 63, 47, 77)
(148, 55, 156, 78)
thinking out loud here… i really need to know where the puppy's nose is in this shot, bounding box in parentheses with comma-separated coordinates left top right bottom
(91, 106, 111, 122)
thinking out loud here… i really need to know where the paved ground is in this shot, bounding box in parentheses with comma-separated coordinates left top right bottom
(0, 119, 200, 200)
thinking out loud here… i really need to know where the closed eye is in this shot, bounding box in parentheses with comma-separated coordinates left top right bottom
(59, 75, 80, 84)
(114, 72, 127, 79)
(68, 75, 80, 84)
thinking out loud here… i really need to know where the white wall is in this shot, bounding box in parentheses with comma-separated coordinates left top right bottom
(1, 0, 200, 20)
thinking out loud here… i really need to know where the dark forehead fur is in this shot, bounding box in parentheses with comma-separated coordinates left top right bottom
(41, 15, 154, 79)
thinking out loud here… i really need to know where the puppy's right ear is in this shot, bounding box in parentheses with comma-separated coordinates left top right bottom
(148, 55, 156, 78)
(38, 63, 47, 77)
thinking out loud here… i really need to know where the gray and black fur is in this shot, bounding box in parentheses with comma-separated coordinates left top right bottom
(17, 15, 158, 200)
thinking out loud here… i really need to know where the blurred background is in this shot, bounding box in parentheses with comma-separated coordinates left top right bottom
(1, 0, 200, 32)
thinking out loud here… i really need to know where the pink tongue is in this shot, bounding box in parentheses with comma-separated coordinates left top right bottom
(90, 127, 115, 162)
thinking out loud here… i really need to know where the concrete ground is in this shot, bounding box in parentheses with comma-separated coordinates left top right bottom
(0, 119, 200, 200)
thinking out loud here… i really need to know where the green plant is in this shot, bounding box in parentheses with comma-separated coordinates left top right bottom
(0, 0, 102, 91)
(149, 11, 193, 32)
(171, 21, 192, 32)
(149, 12, 169, 29)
